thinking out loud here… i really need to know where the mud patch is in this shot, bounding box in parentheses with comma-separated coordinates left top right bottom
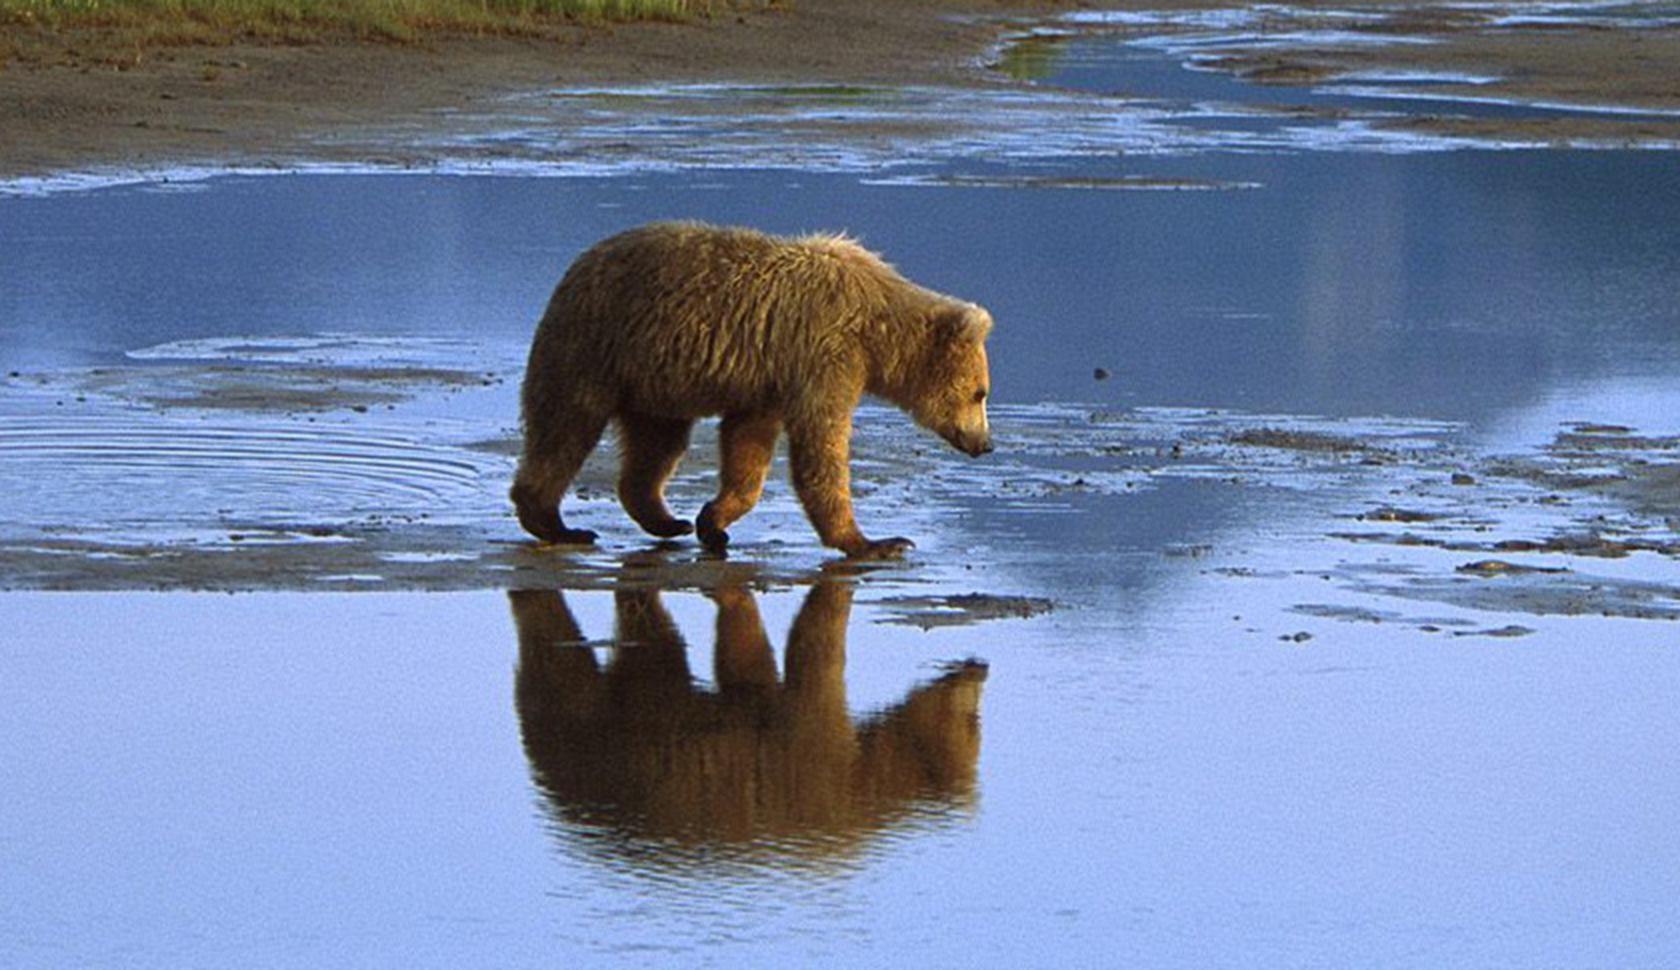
(1176, 413, 1680, 631)
(1452, 624, 1535, 639)
(1456, 559, 1570, 577)
(1040, 2, 1680, 150)
(1196, 55, 1345, 86)
(868, 174, 1262, 191)
(1228, 427, 1385, 454)
(7, 333, 520, 417)
(1492, 424, 1680, 522)
(1289, 602, 1475, 633)
(1357, 506, 1441, 524)
(89, 364, 495, 413)
(1299, 420, 1680, 602)
(871, 593, 1056, 629)
(1344, 561, 1680, 622)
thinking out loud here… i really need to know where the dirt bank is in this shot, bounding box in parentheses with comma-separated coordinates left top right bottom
(5, 0, 1680, 182)
(0, 0, 1047, 180)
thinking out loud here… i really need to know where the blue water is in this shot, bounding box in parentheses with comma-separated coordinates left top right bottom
(5, 152, 1679, 427)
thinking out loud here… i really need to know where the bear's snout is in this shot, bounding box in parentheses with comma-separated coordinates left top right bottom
(946, 431, 993, 458)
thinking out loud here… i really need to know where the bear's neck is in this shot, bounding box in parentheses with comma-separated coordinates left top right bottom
(859, 312, 936, 409)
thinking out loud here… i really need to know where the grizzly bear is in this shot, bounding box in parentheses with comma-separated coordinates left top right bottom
(511, 221, 994, 559)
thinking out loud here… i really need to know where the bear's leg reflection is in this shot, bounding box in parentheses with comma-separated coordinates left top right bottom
(710, 582, 778, 692)
(604, 586, 700, 719)
(510, 577, 986, 863)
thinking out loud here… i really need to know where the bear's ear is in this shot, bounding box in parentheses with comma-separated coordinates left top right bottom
(938, 303, 992, 344)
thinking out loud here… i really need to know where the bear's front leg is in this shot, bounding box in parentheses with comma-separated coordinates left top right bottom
(787, 415, 913, 560)
(707, 582, 778, 690)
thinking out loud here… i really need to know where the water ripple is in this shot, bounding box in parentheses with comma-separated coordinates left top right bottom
(0, 416, 491, 519)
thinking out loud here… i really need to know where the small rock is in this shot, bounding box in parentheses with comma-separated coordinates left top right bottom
(1454, 625, 1536, 639)
(1279, 631, 1313, 643)
(1093, 367, 1111, 381)
(1451, 472, 1476, 486)
(1457, 559, 1568, 576)
(1362, 506, 1437, 523)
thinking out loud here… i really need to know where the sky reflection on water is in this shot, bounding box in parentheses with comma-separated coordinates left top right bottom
(5, 149, 1679, 434)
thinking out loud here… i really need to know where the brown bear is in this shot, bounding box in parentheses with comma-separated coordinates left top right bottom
(511, 221, 994, 559)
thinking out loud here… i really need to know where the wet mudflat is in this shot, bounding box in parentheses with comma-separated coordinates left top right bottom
(5, 13, 1680, 968)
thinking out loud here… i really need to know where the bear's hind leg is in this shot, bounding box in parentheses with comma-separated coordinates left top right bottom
(511, 410, 609, 545)
(616, 412, 695, 539)
(697, 412, 781, 551)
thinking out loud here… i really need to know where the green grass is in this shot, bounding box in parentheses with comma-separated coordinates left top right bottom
(993, 33, 1063, 82)
(1, 0, 709, 51)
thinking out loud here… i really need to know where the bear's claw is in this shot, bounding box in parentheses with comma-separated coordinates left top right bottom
(848, 537, 914, 561)
(698, 524, 730, 552)
(512, 484, 593, 545)
(642, 518, 694, 539)
(696, 501, 730, 551)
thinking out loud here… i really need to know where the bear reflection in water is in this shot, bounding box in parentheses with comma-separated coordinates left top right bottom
(510, 577, 986, 865)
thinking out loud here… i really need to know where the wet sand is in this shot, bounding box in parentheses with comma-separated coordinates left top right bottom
(5, 0, 1680, 182)
(0, 0, 1028, 180)
(6, 347, 1678, 641)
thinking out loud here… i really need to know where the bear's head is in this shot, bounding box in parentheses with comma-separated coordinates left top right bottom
(910, 303, 994, 458)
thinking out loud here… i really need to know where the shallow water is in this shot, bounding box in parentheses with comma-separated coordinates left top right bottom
(1045, 2, 1680, 127)
(6, 580, 1679, 967)
(7, 153, 1679, 418)
(1047, 31, 1643, 120)
(5, 13, 1680, 968)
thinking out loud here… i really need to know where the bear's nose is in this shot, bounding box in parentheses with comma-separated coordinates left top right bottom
(974, 439, 994, 457)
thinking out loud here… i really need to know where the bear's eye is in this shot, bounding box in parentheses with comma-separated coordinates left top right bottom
(973, 388, 988, 404)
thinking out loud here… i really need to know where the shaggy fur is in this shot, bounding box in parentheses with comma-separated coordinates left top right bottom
(512, 221, 994, 558)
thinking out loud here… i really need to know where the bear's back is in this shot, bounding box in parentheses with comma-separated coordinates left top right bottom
(545, 224, 907, 391)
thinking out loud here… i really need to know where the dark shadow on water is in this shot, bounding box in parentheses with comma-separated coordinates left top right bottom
(510, 571, 987, 872)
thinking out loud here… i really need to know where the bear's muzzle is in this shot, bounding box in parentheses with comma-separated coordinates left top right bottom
(945, 430, 993, 458)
